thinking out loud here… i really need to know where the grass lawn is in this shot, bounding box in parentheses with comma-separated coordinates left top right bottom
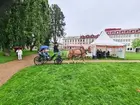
(125, 52, 140, 60)
(0, 50, 36, 64)
(0, 63, 140, 104)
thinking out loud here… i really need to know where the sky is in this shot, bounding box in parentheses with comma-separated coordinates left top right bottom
(49, 0, 140, 36)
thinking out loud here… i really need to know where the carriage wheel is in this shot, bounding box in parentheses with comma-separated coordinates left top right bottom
(34, 56, 45, 65)
(54, 58, 63, 64)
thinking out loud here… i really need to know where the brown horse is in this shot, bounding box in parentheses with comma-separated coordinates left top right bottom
(68, 47, 87, 63)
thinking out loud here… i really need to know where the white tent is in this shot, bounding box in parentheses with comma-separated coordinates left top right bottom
(90, 31, 126, 58)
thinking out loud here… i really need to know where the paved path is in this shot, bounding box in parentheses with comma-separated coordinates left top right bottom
(0, 54, 36, 86)
(0, 55, 140, 86)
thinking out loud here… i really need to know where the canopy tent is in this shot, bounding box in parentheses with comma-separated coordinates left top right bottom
(90, 31, 126, 58)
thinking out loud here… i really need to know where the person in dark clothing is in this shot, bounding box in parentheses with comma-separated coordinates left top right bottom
(106, 51, 110, 57)
(96, 49, 100, 58)
(51, 42, 60, 60)
(53, 42, 59, 53)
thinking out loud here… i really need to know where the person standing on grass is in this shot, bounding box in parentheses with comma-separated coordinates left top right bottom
(16, 48, 23, 60)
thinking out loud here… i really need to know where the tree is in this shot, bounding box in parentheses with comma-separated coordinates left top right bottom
(0, 0, 50, 54)
(132, 38, 140, 48)
(49, 4, 66, 43)
(23, 0, 50, 51)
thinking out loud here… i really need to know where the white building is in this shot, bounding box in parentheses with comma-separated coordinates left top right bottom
(63, 35, 99, 49)
(105, 28, 140, 52)
(62, 28, 140, 51)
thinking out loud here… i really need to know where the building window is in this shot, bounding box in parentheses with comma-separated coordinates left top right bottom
(107, 32, 110, 35)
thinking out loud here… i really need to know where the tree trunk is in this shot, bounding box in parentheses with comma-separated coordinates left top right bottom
(30, 45, 34, 51)
(53, 34, 57, 43)
(3, 48, 10, 56)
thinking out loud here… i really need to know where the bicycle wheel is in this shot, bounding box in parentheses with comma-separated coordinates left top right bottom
(34, 56, 45, 65)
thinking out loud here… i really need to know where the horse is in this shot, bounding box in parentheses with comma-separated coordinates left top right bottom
(68, 46, 87, 63)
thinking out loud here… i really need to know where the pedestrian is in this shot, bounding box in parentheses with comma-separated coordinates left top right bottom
(16, 48, 23, 60)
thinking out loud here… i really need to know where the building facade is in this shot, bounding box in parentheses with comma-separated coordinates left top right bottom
(63, 35, 99, 49)
(63, 28, 140, 51)
(105, 28, 140, 51)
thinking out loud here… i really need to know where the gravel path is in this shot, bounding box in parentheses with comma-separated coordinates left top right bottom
(0, 54, 36, 86)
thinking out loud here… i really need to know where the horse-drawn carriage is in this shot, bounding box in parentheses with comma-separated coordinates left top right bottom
(34, 45, 91, 65)
(34, 45, 63, 65)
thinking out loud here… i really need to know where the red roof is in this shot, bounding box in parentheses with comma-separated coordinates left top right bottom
(105, 28, 121, 31)
(105, 28, 140, 35)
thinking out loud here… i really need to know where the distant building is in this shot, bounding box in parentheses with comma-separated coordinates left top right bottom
(62, 28, 140, 52)
(62, 34, 99, 49)
(105, 28, 140, 52)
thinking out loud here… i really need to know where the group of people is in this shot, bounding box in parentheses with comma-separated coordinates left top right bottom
(96, 49, 110, 58)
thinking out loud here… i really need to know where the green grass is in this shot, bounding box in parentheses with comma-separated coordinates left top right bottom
(0, 63, 140, 104)
(0, 50, 36, 64)
(48, 50, 68, 60)
(125, 52, 140, 60)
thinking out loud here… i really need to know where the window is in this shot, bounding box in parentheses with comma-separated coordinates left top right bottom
(107, 32, 110, 35)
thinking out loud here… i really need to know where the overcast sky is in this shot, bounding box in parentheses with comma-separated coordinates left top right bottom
(49, 0, 140, 36)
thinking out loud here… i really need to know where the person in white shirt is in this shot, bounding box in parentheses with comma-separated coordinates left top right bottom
(16, 48, 23, 60)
